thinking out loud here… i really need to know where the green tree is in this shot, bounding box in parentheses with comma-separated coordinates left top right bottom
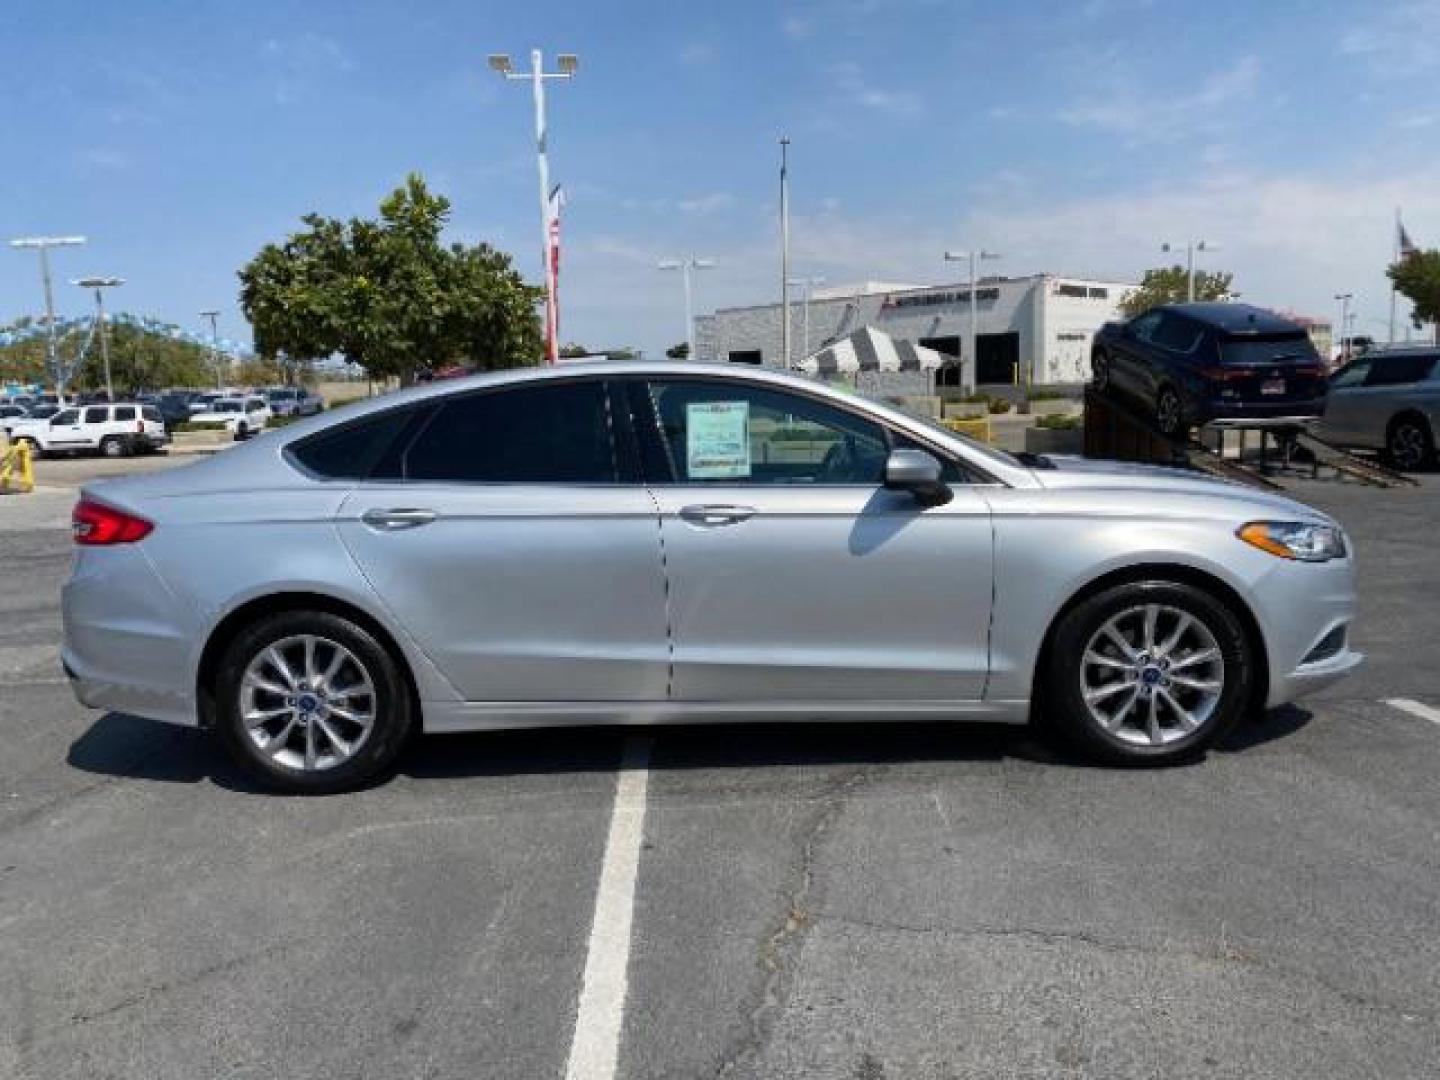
(665, 342, 690, 359)
(1118, 265, 1235, 317)
(1388, 250, 1440, 329)
(558, 342, 591, 358)
(238, 173, 543, 383)
(0, 317, 214, 390)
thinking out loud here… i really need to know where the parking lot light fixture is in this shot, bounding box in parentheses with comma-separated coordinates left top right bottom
(659, 257, 715, 361)
(1333, 293, 1354, 361)
(944, 249, 1001, 394)
(199, 310, 222, 390)
(1161, 239, 1217, 303)
(787, 275, 826, 360)
(10, 235, 88, 398)
(72, 276, 124, 402)
(489, 48, 578, 365)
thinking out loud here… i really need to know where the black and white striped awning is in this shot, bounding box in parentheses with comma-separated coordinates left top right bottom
(799, 325, 944, 376)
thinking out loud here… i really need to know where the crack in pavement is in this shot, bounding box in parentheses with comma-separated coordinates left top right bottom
(815, 912, 1438, 1025)
(713, 763, 888, 1079)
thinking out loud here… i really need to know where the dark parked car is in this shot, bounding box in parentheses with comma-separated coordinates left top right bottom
(155, 391, 201, 432)
(1317, 348, 1439, 470)
(1092, 303, 1328, 437)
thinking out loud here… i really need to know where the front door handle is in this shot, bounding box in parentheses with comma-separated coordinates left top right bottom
(679, 503, 757, 526)
(361, 507, 437, 530)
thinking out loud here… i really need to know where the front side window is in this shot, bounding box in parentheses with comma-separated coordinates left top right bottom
(640, 379, 889, 485)
(53, 409, 80, 425)
(403, 380, 616, 483)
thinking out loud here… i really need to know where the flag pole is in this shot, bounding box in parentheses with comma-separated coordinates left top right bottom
(1389, 206, 1399, 345)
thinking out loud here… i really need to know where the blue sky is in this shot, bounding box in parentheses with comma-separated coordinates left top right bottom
(4, 0, 1439, 361)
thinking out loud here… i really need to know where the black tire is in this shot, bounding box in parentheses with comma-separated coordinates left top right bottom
(214, 610, 415, 794)
(234, 422, 249, 442)
(99, 435, 128, 458)
(1155, 386, 1185, 439)
(1038, 580, 1253, 765)
(1384, 413, 1435, 471)
(1091, 350, 1110, 392)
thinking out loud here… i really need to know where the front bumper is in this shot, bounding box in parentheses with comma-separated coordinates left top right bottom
(1250, 552, 1363, 708)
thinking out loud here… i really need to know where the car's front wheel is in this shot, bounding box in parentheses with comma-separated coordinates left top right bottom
(214, 611, 415, 793)
(1040, 580, 1253, 764)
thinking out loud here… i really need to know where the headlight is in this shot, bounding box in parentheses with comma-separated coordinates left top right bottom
(1237, 521, 1347, 562)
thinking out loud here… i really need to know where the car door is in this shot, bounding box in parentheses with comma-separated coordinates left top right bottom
(46, 407, 86, 448)
(335, 377, 670, 702)
(628, 376, 994, 703)
(1111, 310, 1162, 400)
(1318, 357, 1373, 445)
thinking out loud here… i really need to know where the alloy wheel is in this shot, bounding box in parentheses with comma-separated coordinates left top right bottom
(1389, 421, 1428, 470)
(1079, 603, 1224, 747)
(239, 634, 377, 772)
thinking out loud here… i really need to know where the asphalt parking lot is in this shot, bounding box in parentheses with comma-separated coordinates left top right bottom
(2, 456, 1438, 1079)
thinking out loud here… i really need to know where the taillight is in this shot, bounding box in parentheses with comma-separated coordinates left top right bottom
(1197, 367, 1250, 382)
(136, 420, 144, 433)
(72, 499, 153, 545)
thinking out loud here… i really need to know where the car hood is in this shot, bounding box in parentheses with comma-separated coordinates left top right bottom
(1029, 454, 1333, 523)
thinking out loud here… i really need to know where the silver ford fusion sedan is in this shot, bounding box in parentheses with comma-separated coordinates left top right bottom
(62, 362, 1361, 793)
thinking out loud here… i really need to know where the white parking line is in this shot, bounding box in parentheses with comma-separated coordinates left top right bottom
(1384, 698, 1440, 725)
(563, 736, 652, 1080)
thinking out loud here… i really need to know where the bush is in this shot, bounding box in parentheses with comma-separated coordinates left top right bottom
(1035, 413, 1082, 430)
(327, 395, 365, 410)
(986, 397, 1012, 415)
(1026, 389, 1069, 401)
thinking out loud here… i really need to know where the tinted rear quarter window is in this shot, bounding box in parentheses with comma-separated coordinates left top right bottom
(1153, 315, 1203, 354)
(403, 381, 615, 483)
(113, 406, 136, 421)
(289, 407, 419, 480)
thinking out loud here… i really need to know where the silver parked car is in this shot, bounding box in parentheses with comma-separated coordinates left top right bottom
(1318, 348, 1438, 470)
(62, 363, 1361, 793)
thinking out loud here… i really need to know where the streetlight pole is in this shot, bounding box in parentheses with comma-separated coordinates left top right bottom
(1333, 292, 1353, 363)
(10, 235, 87, 399)
(944, 249, 1001, 395)
(199, 310, 222, 389)
(72, 277, 123, 401)
(787, 275, 826, 361)
(779, 136, 791, 370)
(1161, 239, 1216, 303)
(659, 257, 715, 361)
(489, 49, 578, 365)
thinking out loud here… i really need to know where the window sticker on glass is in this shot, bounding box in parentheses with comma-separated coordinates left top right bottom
(686, 401, 751, 479)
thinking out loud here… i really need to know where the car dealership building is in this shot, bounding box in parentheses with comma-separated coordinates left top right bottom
(694, 273, 1136, 387)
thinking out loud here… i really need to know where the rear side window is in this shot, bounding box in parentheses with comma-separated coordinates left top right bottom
(1152, 315, 1203, 353)
(289, 407, 419, 480)
(403, 381, 616, 483)
(1219, 332, 1319, 366)
(1365, 354, 1438, 387)
(113, 406, 136, 421)
(1330, 360, 1370, 389)
(84, 406, 109, 423)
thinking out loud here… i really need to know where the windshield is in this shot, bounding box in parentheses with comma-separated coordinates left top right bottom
(1220, 332, 1320, 366)
(213, 401, 242, 413)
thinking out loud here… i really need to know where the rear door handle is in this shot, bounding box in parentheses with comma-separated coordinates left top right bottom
(679, 503, 757, 526)
(361, 508, 437, 530)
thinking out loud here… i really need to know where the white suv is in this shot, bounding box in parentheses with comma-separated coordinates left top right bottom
(188, 396, 272, 439)
(8, 403, 169, 458)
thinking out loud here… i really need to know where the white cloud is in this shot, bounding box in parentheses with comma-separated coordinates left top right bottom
(261, 33, 353, 105)
(829, 61, 924, 117)
(677, 192, 736, 214)
(1059, 56, 1260, 142)
(1339, 2, 1440, 73)
(781, 15, 813, 39)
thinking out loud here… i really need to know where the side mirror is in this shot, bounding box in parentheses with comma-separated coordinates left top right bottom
(883, 448, 952, 507)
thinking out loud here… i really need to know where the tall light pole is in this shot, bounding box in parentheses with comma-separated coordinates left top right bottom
(72, 277, 123, 401)
(943, 249, 1001, 394)
(1333, 292, 1354, 363)
(658, 257, 715, 361)
(779, 136, 791, 370)
(10, 235, 87, 398)
(1160, 239, 1217, 303)
(199, 310, 222, 389)
(489, 49, 578, 365)
(787, 275, 826, 361)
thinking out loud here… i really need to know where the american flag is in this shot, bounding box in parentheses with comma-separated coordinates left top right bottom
(1398, 219, 1420, 259)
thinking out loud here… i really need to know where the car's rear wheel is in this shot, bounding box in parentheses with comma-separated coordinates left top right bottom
(1385, 414, 1434, 471)
(1040, 580, 1252, 764)
(234, 421, 249, 441)
(1155, 386, 1184, 439)
(99, 435, 128, 458)
(214, 611, 415, 794)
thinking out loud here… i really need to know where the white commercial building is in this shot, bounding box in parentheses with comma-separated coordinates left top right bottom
(695, 273, 1135, 386)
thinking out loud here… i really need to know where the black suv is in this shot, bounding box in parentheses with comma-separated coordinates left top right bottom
(1092, 303, 1328, 437)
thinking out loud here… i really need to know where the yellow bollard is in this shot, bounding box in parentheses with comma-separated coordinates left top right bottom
(1, 439, 35, 494)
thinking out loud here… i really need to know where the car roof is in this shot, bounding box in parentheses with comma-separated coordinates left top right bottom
(1156, 303, 1303, 334)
